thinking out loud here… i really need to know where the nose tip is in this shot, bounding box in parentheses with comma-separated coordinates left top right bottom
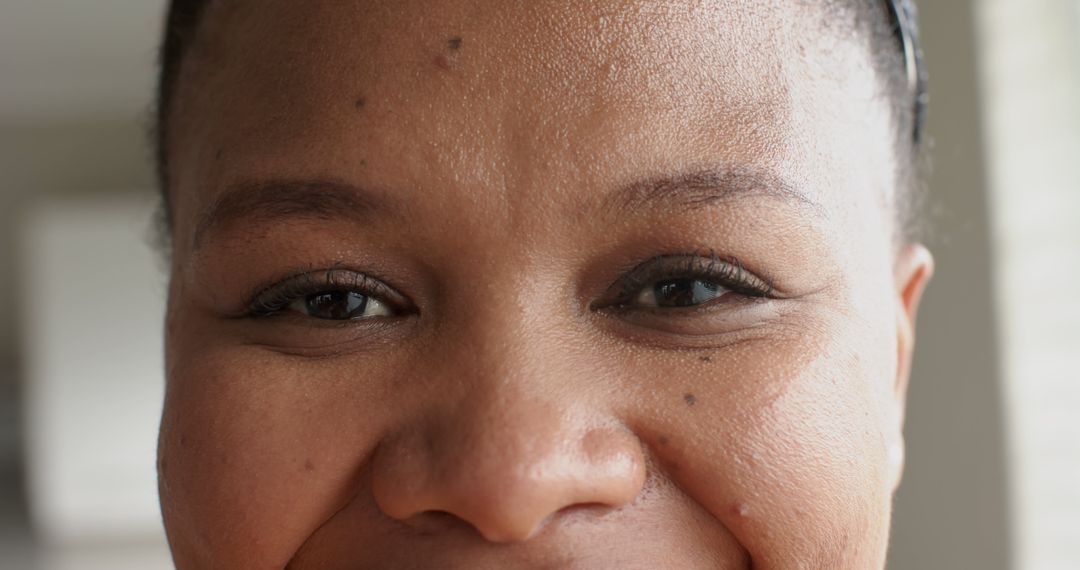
(371, 423, 646, 543)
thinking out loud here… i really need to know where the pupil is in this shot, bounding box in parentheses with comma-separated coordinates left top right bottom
(306, 291, 368, 320)
(654, 279, 720, 307)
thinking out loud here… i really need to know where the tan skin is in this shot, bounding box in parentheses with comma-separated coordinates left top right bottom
(158, 1, 933, 568)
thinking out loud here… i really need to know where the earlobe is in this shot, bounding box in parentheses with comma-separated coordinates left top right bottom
(889, 243, 934, 490)
(888, 440, 906, 489)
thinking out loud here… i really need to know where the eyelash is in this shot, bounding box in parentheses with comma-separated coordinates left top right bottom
(246, 266, 405, 318)
(243, 252, 774, 320)
(603, 252, 775, 308)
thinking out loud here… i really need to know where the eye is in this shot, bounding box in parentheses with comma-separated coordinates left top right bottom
(633, 278, 728, 308)
(246, 267, 409, 321)
(290, 290, 394, 320)
(602, 253, 773, 311)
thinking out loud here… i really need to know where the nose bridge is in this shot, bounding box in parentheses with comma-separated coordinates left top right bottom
(437, 266, 587, 488)
(439, 248, 572, 387)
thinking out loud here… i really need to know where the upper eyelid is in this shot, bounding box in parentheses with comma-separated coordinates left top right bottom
(592, 261, 770, 314)
(245, 267, 407, 317)
(614, 255, 773, 293)
(247, 267, 351, 306)
(245, 266, 343, 303)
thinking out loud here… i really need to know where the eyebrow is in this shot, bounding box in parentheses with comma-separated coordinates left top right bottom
(601, 167, 824, 219)
(192, 167, 821, 249)
(192, 179, 395, 249)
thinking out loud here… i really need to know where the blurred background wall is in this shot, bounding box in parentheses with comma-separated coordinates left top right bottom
(978, 0, 1080, 566)
(0, 3, 167, 568)
(886, 0, 1012, 568)
(0, 1, 1075, 568)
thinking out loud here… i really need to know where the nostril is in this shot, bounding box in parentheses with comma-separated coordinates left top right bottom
(397, 509, 475, 538)
(553, 501, 619, 521)
(405, 508, 540, 543)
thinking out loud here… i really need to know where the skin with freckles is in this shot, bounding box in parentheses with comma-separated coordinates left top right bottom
(157, 1, 934, 568)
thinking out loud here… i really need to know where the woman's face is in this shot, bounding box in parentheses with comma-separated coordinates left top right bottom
(158, 1, 932, 568)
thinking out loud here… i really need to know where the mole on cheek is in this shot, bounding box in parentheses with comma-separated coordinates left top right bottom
(354, 96, 366, 109)
(683, 393, 697, 407)
(699, 355, 712, 363)
(303, 459, 315, 473)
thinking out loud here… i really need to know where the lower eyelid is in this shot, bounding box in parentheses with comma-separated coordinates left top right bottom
(592, 300, 785, 346)
(238, 313, 421, 357)
(644, 293, 761, 312)
(256, 310, 402, 329)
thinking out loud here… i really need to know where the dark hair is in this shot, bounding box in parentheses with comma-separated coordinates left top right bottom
(884, 0, 928, 147)
(153, 0, 927, 239)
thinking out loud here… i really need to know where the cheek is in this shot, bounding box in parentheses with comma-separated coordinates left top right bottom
(159, 339, 395, 567)
(636, 328, 894, 567)
(159, 295, 899, 567)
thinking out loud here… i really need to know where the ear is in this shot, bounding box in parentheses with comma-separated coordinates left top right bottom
(889, 242, 934, 490)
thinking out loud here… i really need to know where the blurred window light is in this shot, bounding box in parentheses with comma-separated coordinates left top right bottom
(19, 197, 172, 568)
(977, 0, 1080, 568)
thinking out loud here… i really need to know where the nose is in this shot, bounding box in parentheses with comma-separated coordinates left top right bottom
(371, 385, 647, 543)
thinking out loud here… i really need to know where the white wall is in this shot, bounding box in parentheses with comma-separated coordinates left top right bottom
(20, 198, 167, 544)
(0, 4, 168, 568)
(978, 1, 1080, 567)
(885, 1, 1014, 568)
(0, 1, 165, 450)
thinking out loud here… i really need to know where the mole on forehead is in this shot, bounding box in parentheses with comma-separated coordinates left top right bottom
(172, 2, 875, 189)
(169, 2, 810, 204)
(186, 0, 802, 104)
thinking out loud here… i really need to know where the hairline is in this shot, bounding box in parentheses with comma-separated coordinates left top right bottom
(153, 0, 927, 246)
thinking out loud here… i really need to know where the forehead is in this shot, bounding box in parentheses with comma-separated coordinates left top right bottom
(168, 0, 892, 248)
